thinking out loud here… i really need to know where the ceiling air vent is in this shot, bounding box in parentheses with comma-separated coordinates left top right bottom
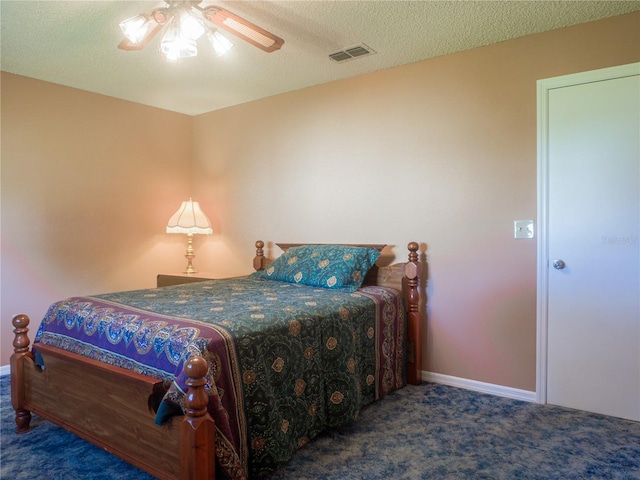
(329, 44, 376, 63)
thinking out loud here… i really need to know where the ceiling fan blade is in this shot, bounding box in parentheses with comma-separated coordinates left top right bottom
(118, 21, 164, 51)
(202, 6, 284, 53)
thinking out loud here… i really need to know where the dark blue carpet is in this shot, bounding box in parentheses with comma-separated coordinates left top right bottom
(2, 374, 639, 479)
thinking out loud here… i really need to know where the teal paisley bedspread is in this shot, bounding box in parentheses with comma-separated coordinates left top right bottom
(34, 277, 406, 479)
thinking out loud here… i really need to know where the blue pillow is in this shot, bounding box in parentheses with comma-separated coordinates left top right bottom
(251, 244, 380, 292)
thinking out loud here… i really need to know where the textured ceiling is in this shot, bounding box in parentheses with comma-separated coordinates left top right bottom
(1, 1, 638, 115)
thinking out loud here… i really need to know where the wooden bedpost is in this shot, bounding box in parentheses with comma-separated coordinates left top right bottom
(11, 314, 34, 433)
(253, 240, 266, 271)
(180, 355, 216, 480)
(405, 242, 422, 385)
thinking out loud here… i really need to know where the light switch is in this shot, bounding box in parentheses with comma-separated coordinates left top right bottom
(514, 220, 534, 239)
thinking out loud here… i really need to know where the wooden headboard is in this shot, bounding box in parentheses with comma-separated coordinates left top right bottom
(252, 240, 422, 385)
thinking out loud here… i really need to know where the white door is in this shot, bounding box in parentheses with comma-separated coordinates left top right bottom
(537, 63, 640, 421)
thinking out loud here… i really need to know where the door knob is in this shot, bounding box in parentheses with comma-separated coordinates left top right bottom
(552, 259, 566, 270)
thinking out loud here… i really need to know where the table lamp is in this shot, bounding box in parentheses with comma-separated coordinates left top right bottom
(166, 198, 212, 274)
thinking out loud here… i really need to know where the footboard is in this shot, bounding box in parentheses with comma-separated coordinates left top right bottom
(10, 315, 215, 480)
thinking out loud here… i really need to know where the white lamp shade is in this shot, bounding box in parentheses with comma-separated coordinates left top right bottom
(160, 16, 198, 62)
(180, 9, 206, 40)
(207, 29, 233, 56)
(120, 14, 155, 44)
(166, 199, 213, 234)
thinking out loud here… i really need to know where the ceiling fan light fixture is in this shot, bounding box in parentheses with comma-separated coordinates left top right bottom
(118, 2, 283, 60)
(207, 29, 233, 57)
(160, 16, 198, 63)
(119, 13, 156, 45)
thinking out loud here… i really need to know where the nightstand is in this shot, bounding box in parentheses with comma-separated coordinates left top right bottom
(157, 273, 216, 288)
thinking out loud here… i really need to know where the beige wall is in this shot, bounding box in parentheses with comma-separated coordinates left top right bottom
(1, 73, 194, 365)
(190, 12, 640, 392)
(1, 13, 638, 389)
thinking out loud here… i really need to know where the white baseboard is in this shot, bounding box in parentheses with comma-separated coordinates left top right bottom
(422, 370, 537, 403)
(0, 365, 10, 377)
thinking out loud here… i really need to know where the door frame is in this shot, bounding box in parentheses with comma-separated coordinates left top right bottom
(536, 62, 640, 404)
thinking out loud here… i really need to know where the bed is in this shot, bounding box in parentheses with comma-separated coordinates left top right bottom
(10, 241, 421, 479)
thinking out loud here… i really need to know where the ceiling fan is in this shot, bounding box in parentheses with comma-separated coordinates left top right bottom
(118, 0, 284, 62)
